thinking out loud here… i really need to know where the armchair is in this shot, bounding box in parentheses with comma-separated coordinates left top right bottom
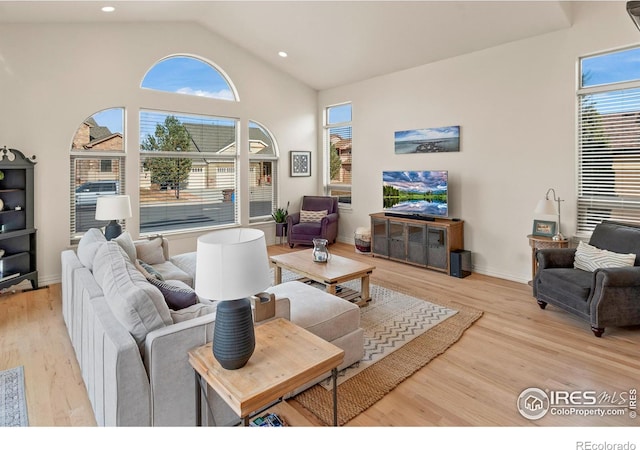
(287, 195, 339, 248)
(534, 220, 640, 337)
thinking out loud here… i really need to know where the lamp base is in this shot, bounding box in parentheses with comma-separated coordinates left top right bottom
(104, 220, 122, 241)
(213, 298, 255, 370)
(552, 233, 565, 241)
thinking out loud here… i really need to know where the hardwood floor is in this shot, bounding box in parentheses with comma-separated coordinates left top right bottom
(1, 242, 638, 428)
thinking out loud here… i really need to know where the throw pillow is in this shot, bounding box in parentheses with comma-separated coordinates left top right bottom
(135, 236, 166, 265)
(77, 228, 107, 270)
(573, 241, 636, 272)
(114, 231, 136, 263)
(136, 259, 164, 281)
(300, 209, 328, 223)
(147, 277, 198, 310)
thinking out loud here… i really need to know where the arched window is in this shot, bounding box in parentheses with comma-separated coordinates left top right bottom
(141, 55, 238, 101)
(70, 108, 126, 240)
(248, 121, 279, 221)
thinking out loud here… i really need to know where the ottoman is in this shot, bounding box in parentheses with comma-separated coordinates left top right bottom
(170, 251, 364, 390)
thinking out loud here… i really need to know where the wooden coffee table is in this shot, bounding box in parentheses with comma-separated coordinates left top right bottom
(270, 249, 376, 307)
(188, 318, 344, 426)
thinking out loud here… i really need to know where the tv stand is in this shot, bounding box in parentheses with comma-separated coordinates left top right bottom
(371, 212, 464, 274)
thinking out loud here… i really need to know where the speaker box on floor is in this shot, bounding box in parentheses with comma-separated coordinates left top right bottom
(450, 249, 471, 278)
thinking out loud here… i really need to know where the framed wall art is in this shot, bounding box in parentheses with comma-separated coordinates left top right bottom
(290, 151, 311, 177)
(394, 125, 460, 154)
(532, 220, 557, 238)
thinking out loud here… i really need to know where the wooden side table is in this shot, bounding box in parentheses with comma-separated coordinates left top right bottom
(527, 234, 570, 285)
(188, 317, 344, 426)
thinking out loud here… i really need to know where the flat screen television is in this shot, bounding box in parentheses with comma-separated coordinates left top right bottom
(382, 170, 448, 218)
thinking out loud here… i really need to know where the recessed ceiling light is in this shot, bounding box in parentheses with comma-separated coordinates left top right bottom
(101, 6, 115, 13)
(278, 51, 288, 58)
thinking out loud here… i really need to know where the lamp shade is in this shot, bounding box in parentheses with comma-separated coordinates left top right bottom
(95, 195, 132, 220)
(534, 198, 557, 216)
(195, 228, 271, 301)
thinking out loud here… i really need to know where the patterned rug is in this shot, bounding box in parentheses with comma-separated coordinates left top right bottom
(317, 279, 457, 389)
(0, 366, 29, 427)
(273, 270, 483, 426)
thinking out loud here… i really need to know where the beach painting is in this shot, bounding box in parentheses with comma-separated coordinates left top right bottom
(394, 126, 460, 154)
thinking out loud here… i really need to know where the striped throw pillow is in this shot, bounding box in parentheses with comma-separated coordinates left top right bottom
(300, 209, 328, 223)
(573, 241, 636, 272)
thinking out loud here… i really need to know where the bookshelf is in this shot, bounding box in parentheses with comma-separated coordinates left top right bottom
(0, 147, 37, 290)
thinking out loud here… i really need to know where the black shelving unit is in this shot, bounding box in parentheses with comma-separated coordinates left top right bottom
(0, 146, 37, 290)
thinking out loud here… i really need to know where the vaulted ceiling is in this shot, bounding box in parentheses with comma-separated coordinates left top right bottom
(0, 1, 574, 90)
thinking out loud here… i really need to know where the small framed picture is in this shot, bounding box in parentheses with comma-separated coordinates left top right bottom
(533, 220, 557, 237)
(290, 150, 311, 177)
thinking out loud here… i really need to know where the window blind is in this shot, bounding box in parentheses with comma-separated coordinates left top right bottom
(577, 87, 640, 234)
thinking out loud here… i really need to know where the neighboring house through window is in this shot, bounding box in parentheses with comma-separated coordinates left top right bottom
(70, 108, 125, 240)
(577, 46, 640, 235)
(324, 103, 352, 206)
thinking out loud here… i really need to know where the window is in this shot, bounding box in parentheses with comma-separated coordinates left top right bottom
(141, 55, 237, 101)
(577, 47, 640, 235)
(248, 121, 278, 221)
(139, 110, 238, 234)
(70, 55, 279, 240)
(324, 103, 352, 206)
(70, 108, 125, 240)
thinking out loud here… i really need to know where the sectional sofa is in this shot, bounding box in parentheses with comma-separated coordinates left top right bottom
(61, 228, 364, 426)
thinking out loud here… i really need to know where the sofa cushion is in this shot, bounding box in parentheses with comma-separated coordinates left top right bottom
(574, 241, 636, 272)
(135, 237, 166, 265)
(170, 303, 217, 323)
(300, 209, 328, 223)
(537, 268, 593, 312)
(170, 252, 197, 286)
(114, 231, 137, 262)
(77, 228, 107, 270)
(266, 281, 360, 343)
(151, 261, 193, 286)
(93, 241, 173, 348)
(147, 278, 198, 311)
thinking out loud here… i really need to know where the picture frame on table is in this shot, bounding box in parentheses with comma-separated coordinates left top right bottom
(532, 220, 557, 238)
(290, 151, 311, 177)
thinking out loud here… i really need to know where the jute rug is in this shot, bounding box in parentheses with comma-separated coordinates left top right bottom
(284, 276, 483, 426)
(0, 366, 29, 427)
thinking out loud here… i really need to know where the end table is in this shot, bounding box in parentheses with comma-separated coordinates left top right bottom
(188, 317, 344, 426)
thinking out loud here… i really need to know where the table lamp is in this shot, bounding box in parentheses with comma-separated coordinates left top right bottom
(195, 228, 271, 370)
(534, 188, 565, 241)
(95, 195, 132, 240)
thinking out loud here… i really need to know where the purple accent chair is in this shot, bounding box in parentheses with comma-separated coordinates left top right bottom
(287, 196, 339, 248)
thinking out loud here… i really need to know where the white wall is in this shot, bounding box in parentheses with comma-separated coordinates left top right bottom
(0, 22, 318, 285)
(2, 2, 637, 287)
(320, 1, 640, 283)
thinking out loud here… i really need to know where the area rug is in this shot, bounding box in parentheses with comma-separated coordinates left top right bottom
(278, 273, 483, 426)
(0, 366, 29, 427)
(316, 280, 458, 389)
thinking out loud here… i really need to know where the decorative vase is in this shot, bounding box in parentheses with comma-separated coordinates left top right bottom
(312, 238, 330, 263)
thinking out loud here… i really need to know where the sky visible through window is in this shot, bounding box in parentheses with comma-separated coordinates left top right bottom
(581, 47, 640, 88)
(141, 56, 235, 101)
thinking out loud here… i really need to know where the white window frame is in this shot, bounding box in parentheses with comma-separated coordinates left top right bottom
(577, 47, 640, 236)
